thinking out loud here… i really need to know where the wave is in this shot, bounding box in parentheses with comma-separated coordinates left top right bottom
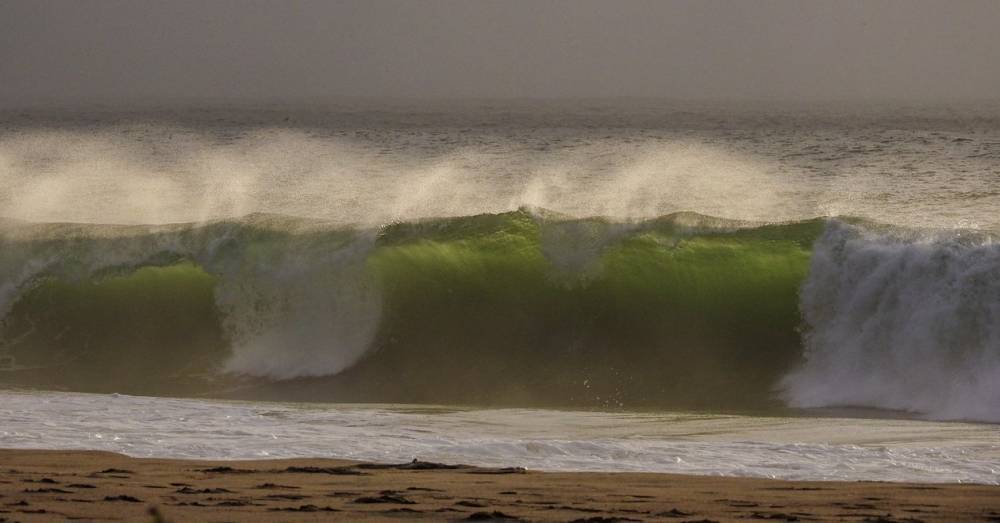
(0, 210, 997, 421)
(781, 221, 1000, 422)
(0, 214, 381, 389)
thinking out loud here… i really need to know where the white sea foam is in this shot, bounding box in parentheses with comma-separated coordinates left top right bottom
(0, 391, 996, 484)
(782, 221, 1000, 422)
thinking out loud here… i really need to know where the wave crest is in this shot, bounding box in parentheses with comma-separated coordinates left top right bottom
(781, 221, 1000, 421)
(3, 212, 999, 421)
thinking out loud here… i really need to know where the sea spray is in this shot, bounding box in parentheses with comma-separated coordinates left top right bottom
(781, 221, 1000, 421)
(205, 224, 381, 379)
(0, 130, 808, 227)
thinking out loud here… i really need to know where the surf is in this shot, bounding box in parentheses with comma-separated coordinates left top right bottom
(0, 210, 997, 422)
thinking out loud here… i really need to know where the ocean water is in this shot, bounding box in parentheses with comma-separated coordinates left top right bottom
(1, 390, 998, 484)
(0, 101, 998, 481)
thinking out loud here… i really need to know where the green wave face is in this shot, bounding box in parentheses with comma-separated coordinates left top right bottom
(1, 263, 229, 395)
(0, 211, 821, 409)
(347, 212, 818, 409)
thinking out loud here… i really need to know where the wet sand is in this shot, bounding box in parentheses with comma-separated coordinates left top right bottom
(0, 449, 997, 522)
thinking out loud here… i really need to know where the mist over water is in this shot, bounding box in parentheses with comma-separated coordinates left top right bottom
(1, 102, 999, 230)
(0, 129, 799, 225)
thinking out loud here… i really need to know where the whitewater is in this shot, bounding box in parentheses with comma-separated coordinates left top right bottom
(1, 390, 998, 484)
(1, 101, 998, 482)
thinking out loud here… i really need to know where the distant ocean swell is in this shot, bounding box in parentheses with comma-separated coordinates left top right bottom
(0, 210, 996, 422)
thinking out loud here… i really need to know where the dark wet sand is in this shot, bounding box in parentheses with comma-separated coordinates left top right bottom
(0, 449, 997, 522)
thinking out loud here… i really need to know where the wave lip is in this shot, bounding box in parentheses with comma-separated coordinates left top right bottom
(781, 220, 1000, 423)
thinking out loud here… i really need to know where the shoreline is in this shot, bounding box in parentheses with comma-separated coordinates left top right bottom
(0, 449, 997, 521)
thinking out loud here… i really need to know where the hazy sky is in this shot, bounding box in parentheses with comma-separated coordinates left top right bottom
(2, 0, 999, 104)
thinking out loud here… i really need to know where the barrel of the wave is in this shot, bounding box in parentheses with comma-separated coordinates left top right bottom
(345, 211, 820, 410)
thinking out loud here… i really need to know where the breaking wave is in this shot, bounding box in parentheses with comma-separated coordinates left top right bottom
(781, 221, 1000, 422)
(0, 210, 997, 422)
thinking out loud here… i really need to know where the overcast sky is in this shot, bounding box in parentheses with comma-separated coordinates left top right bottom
(2, 0, 999, 104)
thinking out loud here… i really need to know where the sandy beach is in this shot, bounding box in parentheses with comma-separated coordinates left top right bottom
(0, 449, 996, 522)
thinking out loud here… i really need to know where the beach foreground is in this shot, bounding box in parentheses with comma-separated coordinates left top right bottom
(0, 450, 997, 522)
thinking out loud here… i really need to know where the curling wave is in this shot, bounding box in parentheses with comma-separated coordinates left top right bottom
(0, 210, 997, 421)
